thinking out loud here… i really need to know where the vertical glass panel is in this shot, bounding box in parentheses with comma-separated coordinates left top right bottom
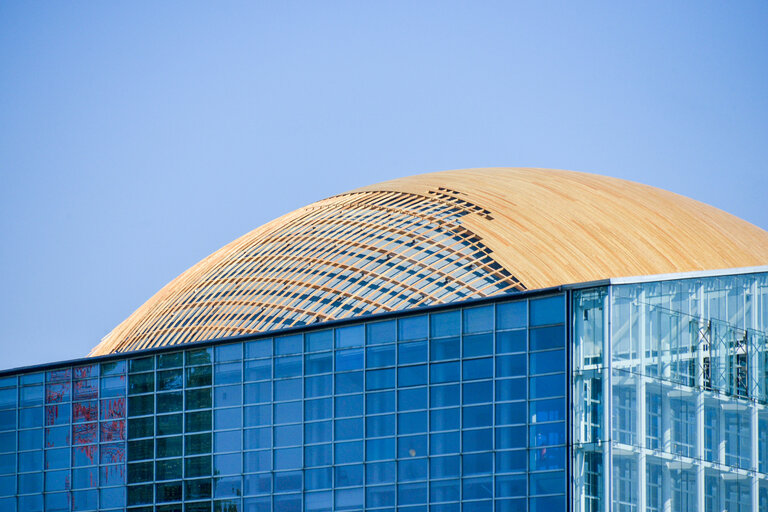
(430, 311, 460, 338)
(530, 295, 565, 326)
(463, 305, 493, 333)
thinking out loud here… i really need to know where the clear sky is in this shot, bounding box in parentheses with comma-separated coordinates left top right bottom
(1, 2, 767, 370)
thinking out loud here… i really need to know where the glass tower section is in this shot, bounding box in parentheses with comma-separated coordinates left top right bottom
(0, 293, 567, 512)
(572, 272, 768, 512)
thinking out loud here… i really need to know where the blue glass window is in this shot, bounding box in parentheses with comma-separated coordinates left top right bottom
(430, 384, 460, 408)
(496, 378, 526, 402)
(397, 435, 427, 458)
(275, 335, 302, 356)
(274, 356, 301, 379)
(306, 330, 333, 352)
(529, 295, 564, 326)
(214, 342, 242, 362)
(335, 372, 363, 394)
(334, 464, 363, 487)
(430, 431, 460, 455)
(463, 476, 493, 500)
(336, 325, 364, 348)
(334, 441, 363, 464)
(430, 311, 460, 338)
(244, 382, 271, 404)
(366, 369, 395, 391)
(366, 345, 395, 368)
(274, 447, 302, 469)
(398, 457, 427, 481)
(529, 470, 565, 496)
(430, 337, 460, 361)
(305, 353, 332, 375)
(398, 315, 427, 341)
(275, 424, 302, 446)
(530, 397, 566, 423)
(274, 378, 302, 401)
(529, 374, 565, 399)
(530, 422, 565, 446)
(305, 398, 332, 422)
(530, 445, 565, 471)
(336, 349, 364, 372)
(366, 414, 395, 437)
(497, 301, 527, 330)
(304, 421, 332, 445)
(462, 451, 492, 475)
(245, 338, 272, 359)
(398, 341, 428, 365)
(496, 402, 527, 425)
(366, 438, 395, 462)
(463, 380, 492, 404)
(530, 325, 566, 352)
(496, 425, 526, 449)
(496, 473, 526, 497)
(366, 391, 395, 414)
(463, 306, 493, 334)
(397, 481, 427, 505)
(366, 460, 395, 484)
(398, 365, 427, 387)
(305, 467, 332, 490)
(397, 411, 427, 435)
(335, 418, 363, 441)
(463, 334, 493, 358)
(430, 408, 459, 431)
(243, 450, 271, 473)
(274, 401, 302, 424)
(496, 330, 526, 354)
(305, 375, 332, 398)
(463, 405, 492, 428)
(430, 455, 460, 478)
(334, 395, 363, 418)
(430, 362, 460, 384)
(397, 387, 427, 411)
(366, 320, 396, 345)
(366, 484, 395, 507)
(463, 428, 492, 452)
(244, 359, 271, 382)
(462, 358, 492, 381)
(214, 363, 242, 385)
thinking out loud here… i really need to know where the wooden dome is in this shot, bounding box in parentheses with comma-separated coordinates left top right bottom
(89, 168, 768, 355)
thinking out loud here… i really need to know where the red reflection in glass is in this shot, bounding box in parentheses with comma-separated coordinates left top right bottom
(73, 423, 98, 444)
(73, 445, 98, 466)
(47, 368, 71, 382)
(100, 420, 126, 442)
(99, 442, 126, 464)
(73, 365, 97, 380)
(73, 401, 98, 423)
(73, 379, 98, 400)
(45, 404, 60, 425)
(100, 463, 125, 486)
(100, 398, 126, 420)
(45, 382, 71, 403)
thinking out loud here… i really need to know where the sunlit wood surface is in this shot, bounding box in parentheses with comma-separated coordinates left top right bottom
(90, 168, 768, 356)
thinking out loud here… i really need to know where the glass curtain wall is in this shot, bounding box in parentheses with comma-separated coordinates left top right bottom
(573, 272, 768, 512)
(0, 293, 566, 512)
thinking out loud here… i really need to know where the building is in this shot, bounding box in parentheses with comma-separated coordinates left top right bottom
(1, 167, 767, 512)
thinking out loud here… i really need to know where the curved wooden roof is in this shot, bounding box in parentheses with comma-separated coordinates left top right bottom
(89, 167, 768, 355)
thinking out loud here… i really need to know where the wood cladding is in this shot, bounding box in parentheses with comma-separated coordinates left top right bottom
(89, 168, 768, 356)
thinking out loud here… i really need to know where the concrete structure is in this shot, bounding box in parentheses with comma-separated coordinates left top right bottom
(1, 168, 767, 511)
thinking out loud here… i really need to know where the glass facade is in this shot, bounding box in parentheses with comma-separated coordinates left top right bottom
(0, 293, 567, 512)
(4, 269, 768, 511)
(573, 272, 768, 512)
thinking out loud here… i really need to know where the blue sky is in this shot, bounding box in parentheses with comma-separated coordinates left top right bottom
(1, 2, 767, 369)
